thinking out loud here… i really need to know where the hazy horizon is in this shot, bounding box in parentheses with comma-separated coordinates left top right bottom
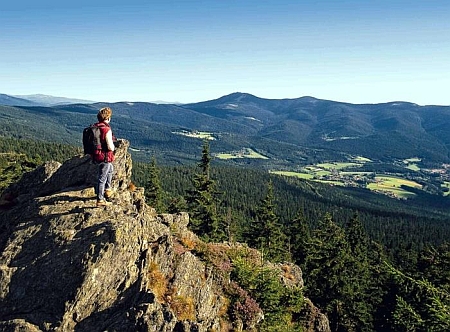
(2, 0, 450, 105)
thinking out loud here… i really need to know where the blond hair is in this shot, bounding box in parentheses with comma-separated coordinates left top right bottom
(97, 107, 113, 122)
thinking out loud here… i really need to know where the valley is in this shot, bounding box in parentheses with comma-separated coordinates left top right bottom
(178, 129, 448, 199)
(1, 92, 450, 202)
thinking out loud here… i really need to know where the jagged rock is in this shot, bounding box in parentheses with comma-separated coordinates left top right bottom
(0, 139, 131, 208)
(0, 139, 329, 331)
(0, 319, 42, 332)
(300, 299, 331, 332)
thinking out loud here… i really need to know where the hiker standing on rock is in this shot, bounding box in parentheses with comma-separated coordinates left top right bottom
(94, 107, 115, 207)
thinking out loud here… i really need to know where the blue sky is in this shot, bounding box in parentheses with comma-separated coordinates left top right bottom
(1, 0, 450, 105)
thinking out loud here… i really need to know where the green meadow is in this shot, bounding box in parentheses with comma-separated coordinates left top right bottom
(404, 157, 421, 163)
(406, 164, 420, 171)
(403, 157, 421, 171)
(442, 182, 450, 196)
(187, 131, 215, 139)
(173, 131, 215, 140)
(367, 175, 422, 199)
(216, 148, 268, 160)
(353, 156, 372, 162)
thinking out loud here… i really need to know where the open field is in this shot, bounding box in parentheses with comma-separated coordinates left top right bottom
(367, 176, 422, 199)
(270, 154, 450, 199)
(173, 130, 215, 140)
(442, 182, 450, 196)
(402, 157, 421, 171)
(404, 157, 421, 163)
(303, 166, 331, 176)
(406, 164, 420, 171)
(216, 148, 268, 160)
(353, 156, 372, 162)
(271, 160, 429, 199)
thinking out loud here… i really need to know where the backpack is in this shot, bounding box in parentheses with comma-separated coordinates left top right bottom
(83, 124, 102, 155)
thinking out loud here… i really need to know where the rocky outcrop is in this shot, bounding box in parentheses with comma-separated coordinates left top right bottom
(0, 139, 329, 331)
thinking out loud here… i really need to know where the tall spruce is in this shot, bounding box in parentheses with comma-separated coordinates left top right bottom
(145, 156, 165, 213)
(344, 213, 376, 331)
(305, 213, 358, 331)
(387, 261, 450, 331)
(167, 196, 187, 214)
(186, 140, 225, 242)
(418, 243, 450, 291)
(287, 208, 310, 267)
(249, 180, 290, 263)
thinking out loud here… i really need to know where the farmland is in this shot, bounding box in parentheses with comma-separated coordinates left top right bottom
(215, 148, 268, 160)
(367, 176, 422, 199)
(270, 156, 447, 199)
(172, 130, 216, 140)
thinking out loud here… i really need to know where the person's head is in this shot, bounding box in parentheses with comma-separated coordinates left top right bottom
(97, 107, 113, 122)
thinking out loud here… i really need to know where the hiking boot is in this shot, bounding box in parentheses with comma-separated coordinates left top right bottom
(104, 189, 114, 199)
(96, 199, 111, 207)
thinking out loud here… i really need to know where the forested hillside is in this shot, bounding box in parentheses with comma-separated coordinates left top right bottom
(133, 158, 450, 252)
(2, 92, 450, 167)
(0, 137, 81, 193)
(130, 142, 450, 331)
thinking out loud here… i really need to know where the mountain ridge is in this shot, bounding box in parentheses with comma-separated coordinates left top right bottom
(1, 92, 450, 166)
(0, 93, 40, 107)
(12, 94, 96, 106)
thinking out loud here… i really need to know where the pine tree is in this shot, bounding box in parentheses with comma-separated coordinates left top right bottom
(387, 262, 450, 332)
(186, 140, 225, 242)
(418, 243, 450, 291)
(305, 213, 356, 331)
(167, 195, 187, 214)
(287, 208, 310, 267)
(145, 156, 165, 212)
(249, 180, 290, 263)
(344, 213, 376, 331)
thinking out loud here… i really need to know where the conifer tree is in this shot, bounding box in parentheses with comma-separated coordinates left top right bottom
(249, 180, 290, 263)
(344, 213, 376, 331)
(167, 196, 187, 214)
(287, 208, 310, 267)
(305, 213, 357, 331)
(186, 140, 225, 242)
(418, 243, 450, 291)
(387, 262, 450, 331)
(145, 156, 165, 212)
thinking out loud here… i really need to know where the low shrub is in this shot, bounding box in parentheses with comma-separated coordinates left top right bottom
(147, 261, 168, 302)
(170, 295, 196, 321)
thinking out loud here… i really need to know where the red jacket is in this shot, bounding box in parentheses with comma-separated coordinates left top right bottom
(93, 122, 115, 163)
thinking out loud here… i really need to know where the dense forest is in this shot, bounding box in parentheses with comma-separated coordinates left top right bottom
(0, 137, 81, 193)
(132, 157, 450, 254)
(133, 141, 450, 331)
(1, 137, 449, 331)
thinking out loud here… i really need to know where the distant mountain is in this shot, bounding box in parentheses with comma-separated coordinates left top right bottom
(0, 94, 40, 106)
(151, 100, 183, 105)
(183, 93, 450, 162)
(1, 92, 450, 166)
(12, 94, 96, 106)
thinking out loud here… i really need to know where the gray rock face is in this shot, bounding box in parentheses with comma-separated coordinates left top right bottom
(0, 139, 329, 332)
